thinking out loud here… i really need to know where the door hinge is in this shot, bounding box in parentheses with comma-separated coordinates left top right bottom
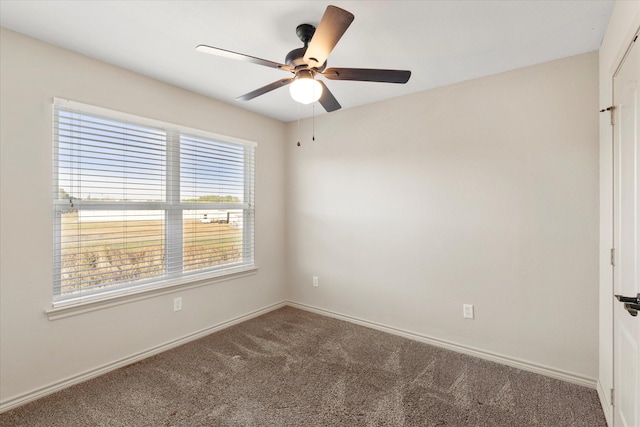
(610, 107, 615, 126)
(600, 106, 616, 125)
(611, 248, 616, 266)
(610, 388, 614, 404)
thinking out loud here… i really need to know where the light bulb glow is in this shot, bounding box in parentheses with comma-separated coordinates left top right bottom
(289, 77, 323, 104)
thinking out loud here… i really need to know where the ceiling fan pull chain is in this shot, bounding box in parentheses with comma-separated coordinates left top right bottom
(297, 102, 301, 147)
(312, 104, 315, 142)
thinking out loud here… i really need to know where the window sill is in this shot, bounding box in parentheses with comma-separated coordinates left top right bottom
(45, 266, 258, 320)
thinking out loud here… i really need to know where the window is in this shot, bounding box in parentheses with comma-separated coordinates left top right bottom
(53, 99, 255, 305)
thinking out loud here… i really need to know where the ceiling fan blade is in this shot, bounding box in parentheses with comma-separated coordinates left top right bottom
(303, 6, 354, 69)
(323, 68, 411, 84)
(317, 80, 341, 112)
(236, 78, 294, 101)
(196, 45, 293, 72)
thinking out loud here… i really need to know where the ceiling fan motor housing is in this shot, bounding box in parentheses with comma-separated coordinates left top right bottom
(285, 47, 308, 68)
(286, 24, 326, 72)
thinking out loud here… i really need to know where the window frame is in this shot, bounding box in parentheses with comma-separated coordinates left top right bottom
(50, 98, 257, 314)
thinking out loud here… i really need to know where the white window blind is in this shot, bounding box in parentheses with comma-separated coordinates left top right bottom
(53, 99, 255, 304)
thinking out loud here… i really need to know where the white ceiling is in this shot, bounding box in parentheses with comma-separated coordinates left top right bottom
(0, 1, 613, 122)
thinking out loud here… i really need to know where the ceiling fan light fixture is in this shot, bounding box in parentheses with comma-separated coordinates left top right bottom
(289, 71, 323, 104)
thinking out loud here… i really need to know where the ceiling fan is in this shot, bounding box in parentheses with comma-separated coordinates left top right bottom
(196, 5, 411, 113)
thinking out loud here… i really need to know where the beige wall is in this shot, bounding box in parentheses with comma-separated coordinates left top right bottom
(597, 1, 640, 423)
(286, 52, 600, 380)
(0, 28, 287, 406)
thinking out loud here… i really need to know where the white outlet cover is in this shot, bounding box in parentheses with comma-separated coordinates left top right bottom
(463, 304, 474, 319)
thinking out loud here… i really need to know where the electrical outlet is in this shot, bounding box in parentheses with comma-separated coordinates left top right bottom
(463, 304, 474, 319)
(173, 297, 182, 312)
(312, 276, 319, 287)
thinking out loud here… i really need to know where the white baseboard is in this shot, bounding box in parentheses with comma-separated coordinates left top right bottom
(0, 301, 287, 414)
(596, 380, 613, 426)
(287, 301, 598, 390)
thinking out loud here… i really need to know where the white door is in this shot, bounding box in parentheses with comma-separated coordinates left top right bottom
(613, 30, 640, 427)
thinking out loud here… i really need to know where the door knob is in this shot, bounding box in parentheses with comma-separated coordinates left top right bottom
(616, 294, 640, 317)
(615, 294, 640, 304)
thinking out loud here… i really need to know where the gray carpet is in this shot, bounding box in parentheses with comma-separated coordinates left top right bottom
(0, 306, 606, 426)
